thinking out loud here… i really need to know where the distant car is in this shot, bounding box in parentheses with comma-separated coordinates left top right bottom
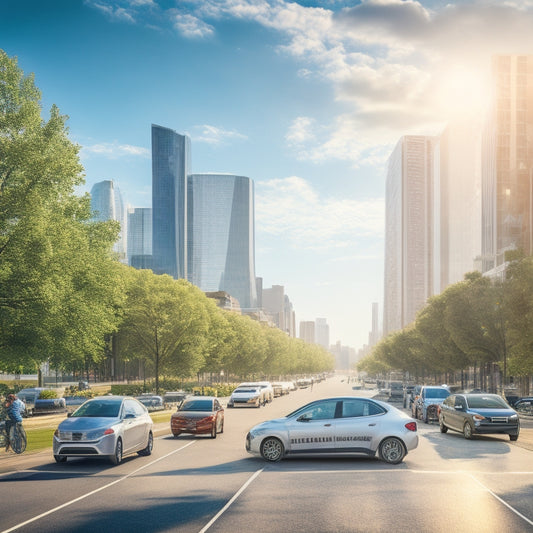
(272, 383, 290, 397)
(163, 391, 190, 408)
(227, 385, 266, 408)
(171, 397, 224, 438)
(388, 381, 404, 400)
(296, 378, 312, 389)
(439, 393, 520, 441)
(510, 397, 533, 416)
(64, 396, 88, 413)
(53, 396, 153, 465)
(17, 388, 66, 416)
(135, 395, 165, 411)
(246, 396, 418, 464)
(413, 385, 450, 423)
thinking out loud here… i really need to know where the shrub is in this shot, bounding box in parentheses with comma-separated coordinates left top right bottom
(38, 389, 58, 399)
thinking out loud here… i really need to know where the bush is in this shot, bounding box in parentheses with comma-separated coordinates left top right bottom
(110, 384, 145, 396)
(38, 389, 58, 399)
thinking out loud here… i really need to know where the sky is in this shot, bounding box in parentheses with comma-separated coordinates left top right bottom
(2, 0, 533, 350)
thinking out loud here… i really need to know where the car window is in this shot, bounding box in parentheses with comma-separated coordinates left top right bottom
(454, 396, 466, 409)
(132, 400, 147, 416)
(72, 399, 122, 418)
(180, 399, 213, 411)
(466, 395, 508, 409)
(294, 400, 338, 421)
(341, 399, 385, 418)
(424, 388, 450, 399)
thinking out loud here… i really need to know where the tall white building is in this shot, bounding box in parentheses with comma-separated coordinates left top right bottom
(383, 136, 436, 336)
(127, 207, 152, 268)
(315, 318, 330, 349)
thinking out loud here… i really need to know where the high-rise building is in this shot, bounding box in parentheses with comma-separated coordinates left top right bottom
(315, 318, 330, 349)
(383, 135, 436, 336)
(262, 285, 288, 332)
(90, 179, 127, 262)
(482, 55, 533, 272)
(434, 121, 482, 291)
(127, 207, 152, 267)
(187, 173, 258, 310)
(299, 321, 315, 344)
(151, 124, 190, 279)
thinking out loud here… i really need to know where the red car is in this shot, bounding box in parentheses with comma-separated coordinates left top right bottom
(171, 396, 224, 438)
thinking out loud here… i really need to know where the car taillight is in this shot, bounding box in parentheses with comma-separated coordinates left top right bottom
(104, 428, 115, 435)
(405, 422, 417, 432)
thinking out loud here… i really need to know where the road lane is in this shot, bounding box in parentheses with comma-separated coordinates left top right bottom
(0, 377, 531, 533)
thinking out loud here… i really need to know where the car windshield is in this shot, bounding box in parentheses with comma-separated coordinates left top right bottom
(180, 399, 213, 411)
(71, 399, 122, 418)
(466, 396, 509, 409)
(235, 388, 258, 393)
(426, 388, 450, 399)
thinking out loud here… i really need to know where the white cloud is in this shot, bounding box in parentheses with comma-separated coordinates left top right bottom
(191, 124, 248, 145)
(171, 12, 215, 38)
(81, 142, 150, 159)
(256, 176, 384, 250)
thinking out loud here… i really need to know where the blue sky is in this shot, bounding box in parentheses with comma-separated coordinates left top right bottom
(2, 0, 533, 350)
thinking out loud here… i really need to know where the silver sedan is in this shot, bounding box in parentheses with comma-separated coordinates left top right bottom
(53, 396, 153, 465)
(246, 396, 418, 464)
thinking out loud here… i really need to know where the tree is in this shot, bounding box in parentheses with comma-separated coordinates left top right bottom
(0, 50, 123, 374)
(117, 269, 210, 393)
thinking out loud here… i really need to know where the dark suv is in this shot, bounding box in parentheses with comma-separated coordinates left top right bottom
(439, 393, 519, 440)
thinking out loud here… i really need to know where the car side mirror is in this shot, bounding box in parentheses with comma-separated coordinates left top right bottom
(124, 413, 135, 419)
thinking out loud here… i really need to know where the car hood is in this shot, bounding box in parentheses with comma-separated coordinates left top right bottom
(58, 417, 121, 431)
(251, 418, 287, 431)
(173, 410, 214, 419)
(467, 408, 517, 417)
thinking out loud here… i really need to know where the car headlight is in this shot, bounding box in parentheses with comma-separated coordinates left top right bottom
(509, 414, 519, 420)
(473, 414, 485, 421)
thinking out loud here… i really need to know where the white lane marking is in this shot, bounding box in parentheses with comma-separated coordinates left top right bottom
(0, 441, 196, 533)
(467, 473, 533, 527)
(198, 468, 264, 533)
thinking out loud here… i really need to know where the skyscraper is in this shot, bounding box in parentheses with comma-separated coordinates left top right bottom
(151, 124, 190, 279)
(299, 321, 315, 344)
(90, 179, 127, 262)
(482, 55, 533, 271)
(127, 207, 152, 268)
(187, 173, 258, 310)
(383, 135, 436, 336)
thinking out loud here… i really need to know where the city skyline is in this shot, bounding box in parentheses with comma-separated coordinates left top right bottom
(3, 1, 533, 348)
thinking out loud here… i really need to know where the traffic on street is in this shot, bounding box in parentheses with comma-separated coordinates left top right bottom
(1, 375, 532, 533)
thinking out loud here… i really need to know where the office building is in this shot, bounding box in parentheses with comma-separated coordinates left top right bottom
(127, 207, 152, 267)
(90, 179, 127, 262)
(383, 135, 436, 336)
(299, 321, 315, 344)
(315, 318, 330, 350)
(187, 173, 258, 310)
(151, 124, 190, 279)
(482, 55, 533, 271)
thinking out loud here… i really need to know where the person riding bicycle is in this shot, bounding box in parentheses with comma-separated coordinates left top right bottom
(4, 393, 25, 451)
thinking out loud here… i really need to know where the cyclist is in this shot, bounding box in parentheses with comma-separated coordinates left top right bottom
(4, 393, 25, 451)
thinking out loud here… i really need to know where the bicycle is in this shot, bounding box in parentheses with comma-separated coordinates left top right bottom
(0, 417, 27, 454)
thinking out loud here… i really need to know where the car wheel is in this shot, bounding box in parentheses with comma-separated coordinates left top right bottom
(463, 422, 474, 440)
(211, 423, 217, 439)
(227, 402, 233, 408)
(439, 420, 448, 433)
(138, 431, 153, 456)
(110, 438, 123, 465)
(172, 432, 181, 437)
(219, 420, 224, 434)
(260, 437, 284, 462)
(379, 437, 406, 464)
(255, 400, 261, 408)
(54, 455, 67, 463)
(509, 432, 519, 441)
(423, 412, 429, 424)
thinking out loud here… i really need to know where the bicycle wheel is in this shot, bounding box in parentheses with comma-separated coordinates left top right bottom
(0, 429, 7, 449)
(9, 424, 27, 454)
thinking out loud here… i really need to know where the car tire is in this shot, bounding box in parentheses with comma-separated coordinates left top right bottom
(211, 423, 217, 439)
(110, 438, 123, 465)
(260, 437, 284, 462)
(379, 437, 406, 464)
(439, 420, 448, 433)
(219, 420, 224, 434)
(173, 432, 181, 437)
(463, 422, 474, 440)
(138, 431, 153, 456)
(255, 400, 261, 408)
(227, 402, 233, 408)
(54, 454, 67, 463)
(509, 432, 519, 441)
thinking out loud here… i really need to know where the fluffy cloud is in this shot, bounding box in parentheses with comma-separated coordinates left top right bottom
(81, 142, 150, 159)
(191, 124, 248, 145)
(256, 176, 384, 250)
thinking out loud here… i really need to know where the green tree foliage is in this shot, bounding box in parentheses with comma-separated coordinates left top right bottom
(0, 50, 123, 372)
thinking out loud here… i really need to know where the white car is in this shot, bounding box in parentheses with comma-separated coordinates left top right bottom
(239, 381, 274, 403)
(227, 385, 267, 408)
(246, 396, 418, 464)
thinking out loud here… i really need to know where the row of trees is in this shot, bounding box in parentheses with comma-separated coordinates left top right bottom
(358, 255, 533, 392)
(0, 50, 334, 391)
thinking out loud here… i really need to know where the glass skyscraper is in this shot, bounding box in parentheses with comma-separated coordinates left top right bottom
(151, 124, 190, 279)
(90, 179, 127, 262)
(187, 173, 258, 310)
(127, 207, 152, 267)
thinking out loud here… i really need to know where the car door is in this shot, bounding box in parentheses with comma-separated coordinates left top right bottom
(287, 399, 339, 454)
(335, 399, 385, 453)
(121, 399, 145, 452)
(440, 395, 455, 429)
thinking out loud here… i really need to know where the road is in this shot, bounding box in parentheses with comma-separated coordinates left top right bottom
(1, 377, 532, 533)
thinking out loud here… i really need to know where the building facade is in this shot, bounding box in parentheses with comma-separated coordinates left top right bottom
(383, 135, 436, 336)
(151, 124, 190, 279)
(187, 173, 258, 310)
(315, 318, 330, 350)
(127, 207, 152, 267)
(299, 321, 315, 344)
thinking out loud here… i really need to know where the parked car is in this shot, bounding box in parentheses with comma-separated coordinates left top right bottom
(439, 393, 520, 440)
(237, 382, 274, 403)
(413, 385, 450, 423)
(272, 383, 290, 397)
(296, 378, 312, 389)
(64, 396, 89, 414)
(514, 397, 533, 415)
(246, 396, 418, 464)
(388, 381, 404, 401)
(171, 397, 224, 438)
(227, 385, 266, 408)
(135, 395, 165, 411)
(53, 396, 153, 464)
(17, 388, 66, 416)
(163, 391, 190, 408)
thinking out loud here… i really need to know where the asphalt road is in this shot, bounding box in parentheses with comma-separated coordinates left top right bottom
(1, 377, 532, 533)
